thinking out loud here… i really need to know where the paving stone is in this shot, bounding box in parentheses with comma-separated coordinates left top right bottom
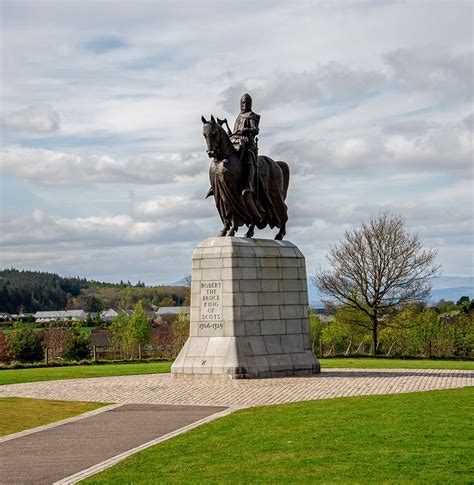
(1, 368, 472, 408)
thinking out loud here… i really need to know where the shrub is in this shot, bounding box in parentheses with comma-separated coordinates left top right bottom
(309, 310, 323, 354)
(0, 331, 13, 362)
(7, 322, 44, 362)
(63, 331, 91, 361)
(157, 311, 189, 359)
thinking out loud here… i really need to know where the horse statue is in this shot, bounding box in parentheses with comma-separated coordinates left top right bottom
(202, 115, 290, 240)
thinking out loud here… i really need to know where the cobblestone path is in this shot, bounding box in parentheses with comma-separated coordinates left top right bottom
(1, 368, 472, 408)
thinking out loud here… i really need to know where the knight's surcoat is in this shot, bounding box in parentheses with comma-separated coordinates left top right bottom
(231, 111, 260, 150)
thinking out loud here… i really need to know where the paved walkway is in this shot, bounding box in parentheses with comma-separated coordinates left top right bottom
(1, 368, 472, 407)
(1, 368, 472, 484)
(0, 404, 227, 485)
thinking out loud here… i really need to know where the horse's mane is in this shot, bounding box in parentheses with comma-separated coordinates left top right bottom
(211, 116, 234, 155)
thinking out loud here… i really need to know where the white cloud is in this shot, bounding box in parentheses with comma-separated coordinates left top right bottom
(271, 115, 472, 177)
(0, 147, 207, 186)
(385, 47, 473, 101)
(0, 209, 207, 249)
(132, 195, 214, 221)
(2, 104, 60, 134)
(219, 62, 387, 112)
(0, 1, 473, 280)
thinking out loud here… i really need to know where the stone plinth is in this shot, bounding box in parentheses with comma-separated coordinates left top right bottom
(171, 237, 320, 378)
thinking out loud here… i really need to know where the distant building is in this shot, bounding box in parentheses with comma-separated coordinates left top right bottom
(155, 306, 189, 325)
(99, 308, 133, 322)
(156, 306, 189, 316)
(34, 310, 87, 322)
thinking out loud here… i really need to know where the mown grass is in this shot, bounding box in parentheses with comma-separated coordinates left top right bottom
(0, 361, 172, 385)
(319, 357, 474, 370)
(1, 358, 472, 386)
(84, 387, 474, 484)
(0, 397, 105, 436)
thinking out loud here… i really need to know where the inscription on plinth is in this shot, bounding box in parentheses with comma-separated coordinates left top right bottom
(171, 238, 320, 378)
(199, 280, 223, 336)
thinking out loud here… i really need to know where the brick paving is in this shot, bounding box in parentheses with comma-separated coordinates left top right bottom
(1, 368, 472, 408)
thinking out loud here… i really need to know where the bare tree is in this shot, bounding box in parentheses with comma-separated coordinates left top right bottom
(313, 212, 439, 355)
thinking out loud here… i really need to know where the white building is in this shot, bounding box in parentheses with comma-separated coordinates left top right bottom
(99, 308, 133, 322)
(34, 310, 87, 322)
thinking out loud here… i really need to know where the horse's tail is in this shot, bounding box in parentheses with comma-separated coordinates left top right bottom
(276, 161, 290, 200)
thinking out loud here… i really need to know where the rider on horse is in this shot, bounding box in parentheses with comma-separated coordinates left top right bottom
(231, 93, 260, 197)
(206, 93, 261, 207)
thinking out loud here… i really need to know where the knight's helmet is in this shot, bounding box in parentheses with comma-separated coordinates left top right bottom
(240, 93, 252, 110)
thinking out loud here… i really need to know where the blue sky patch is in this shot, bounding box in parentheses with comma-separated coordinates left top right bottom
(84, 36, 126, 54)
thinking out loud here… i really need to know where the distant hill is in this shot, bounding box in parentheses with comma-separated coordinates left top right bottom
(308, 275, 474, 307)
(430, 287, 474, 303)
(429, 276, 473, 302)
(431, 276, 474, 290)
(0, 268, 89, 313)
(0, 268, 188, 313)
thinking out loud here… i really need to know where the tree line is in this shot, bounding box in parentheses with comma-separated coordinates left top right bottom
(310, 298, 473, 359)
(0, 268, 189, 313)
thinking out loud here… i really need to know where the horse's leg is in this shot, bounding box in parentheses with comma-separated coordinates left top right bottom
(227, 220, 239, 236)
(274, 223, 286, 240)
(218, 221, 231, 237)
(245, 225, 255, 238)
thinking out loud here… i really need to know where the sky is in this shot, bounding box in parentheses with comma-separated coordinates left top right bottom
(0, 0, 473, 285)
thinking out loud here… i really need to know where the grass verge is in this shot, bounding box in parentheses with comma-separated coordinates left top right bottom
(0, 361, 172, 385)
(84, 387, 474, 484)
(320, 357, 474, 370)
(0, 397, 105, 436)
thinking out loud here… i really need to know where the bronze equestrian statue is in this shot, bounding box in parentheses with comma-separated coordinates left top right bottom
(202, 94, 290, 240)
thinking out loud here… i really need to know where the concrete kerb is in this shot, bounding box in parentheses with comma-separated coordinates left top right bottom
(53, 406, 237, 485)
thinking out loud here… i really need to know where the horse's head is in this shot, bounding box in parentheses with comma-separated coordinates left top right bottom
(201, 115, 228, 160)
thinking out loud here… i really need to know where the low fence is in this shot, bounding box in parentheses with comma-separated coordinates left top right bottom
(0, 325, 189, 365)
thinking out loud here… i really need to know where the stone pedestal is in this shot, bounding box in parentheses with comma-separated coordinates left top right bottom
(171, 237, 320, 378)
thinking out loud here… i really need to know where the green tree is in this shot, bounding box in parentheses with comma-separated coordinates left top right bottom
(320, 306, 372, 355)
(109, 311, 132, 357)
(7, 322, 43, 362)
(160, 297, 175, 307)
(109, 302, 150, 358)
(129, 301, 151, 346)
(314, 212, 439, 355)
(85, 313, 94, 327)
(309, 309, 323, 355)
(63, 328, 91, 361)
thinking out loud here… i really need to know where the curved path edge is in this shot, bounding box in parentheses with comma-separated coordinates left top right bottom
(53, 406, 235, 485)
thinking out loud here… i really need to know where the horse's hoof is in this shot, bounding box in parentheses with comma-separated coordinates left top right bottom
(218, 230, 227, 237)
(274, 234, 284, 240)
(244, 233, 254, 238)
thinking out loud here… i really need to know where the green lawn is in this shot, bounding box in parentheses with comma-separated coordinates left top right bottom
(0, 361, 172, 385)
(0, 397, 105, 436)
(84, 387, 474, 484)
(320, 357, 474, 370)
(1, 358, 472, 386)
